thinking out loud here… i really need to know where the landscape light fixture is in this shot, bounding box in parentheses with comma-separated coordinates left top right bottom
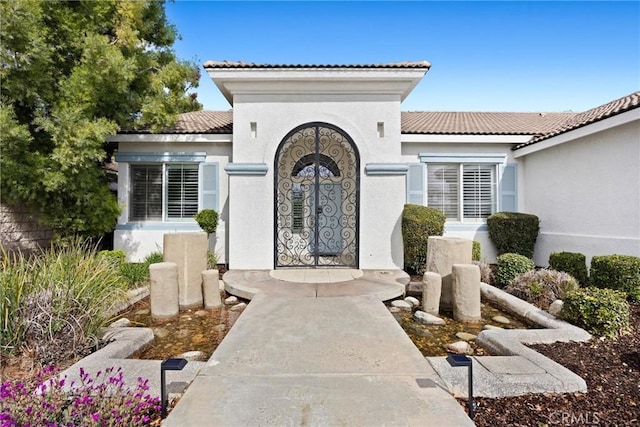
(446, 353, 475, 420)
(160, 358, 188, 418)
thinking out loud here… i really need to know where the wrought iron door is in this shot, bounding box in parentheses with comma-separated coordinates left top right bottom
(275, 123, 359, 268)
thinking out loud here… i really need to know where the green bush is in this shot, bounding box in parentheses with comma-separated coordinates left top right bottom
(143, 251, 164, 266)
(549, 251, 588, 285)
(487, 212, 540, 258)
(472, 240, 481, 261)
(401, 204, 445, 275)
(98, 249, 126, 265)
(119, 263, 149, 288)
(195, 209, 219, 234)
(590, 254, 640, 301)
(561, 287, 631, 338)
(505, 269, 579, 310)
(496, 253, 535, 287)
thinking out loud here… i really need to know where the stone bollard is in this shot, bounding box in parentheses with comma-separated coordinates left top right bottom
(202, 269, 222, 309)
(426, 237, 473, 311)
(451, 263, 481, 322)
(149, 262, 179, 320)
(422, 272, 442, 315)
(163, 232, 208, 309)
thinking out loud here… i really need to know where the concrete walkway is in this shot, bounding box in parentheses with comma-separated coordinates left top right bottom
(164, 285, 474, 426)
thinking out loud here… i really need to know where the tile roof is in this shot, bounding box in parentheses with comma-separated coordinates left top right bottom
(513, 91, 640, 149)
(119, 111, 233, 134)
(203, 60, 431, 69)
(401, 111, 576, 135)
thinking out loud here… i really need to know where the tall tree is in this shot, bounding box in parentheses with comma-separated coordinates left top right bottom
(0, 0, 201, 238)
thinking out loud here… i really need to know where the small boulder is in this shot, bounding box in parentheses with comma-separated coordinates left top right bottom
(225, 296, 239, 305)
(549, 300, 563, 317)
(194, 310, 209, 317)
(230, 302, 247, 311)
(389, 306, 402, 313)
(455, 332, 477, 341)
(391, 300, 412, 311)
(153, 327, 169, 339)
(213, 324, 226, 333)
(414, 310, 446, 326)
(483, 324, 503, 331)
(446, 341, 471, 355)
(110, 318, 131, 328)
(492, 315, 511, 325)
(176, 350, 207, 361)
(404, 296, 420, 308)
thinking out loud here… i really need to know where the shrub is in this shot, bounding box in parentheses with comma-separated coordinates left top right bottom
(2, 238, 129, 363)
(0, 365, 160, 426)
(590, 254, 640, 301)
(195, 209, 219, 235)
(496, 253, 535, 287)
(401, 204, 446, 275)
(472, 240, 481, 261)
(474, 261, 495, 285)
(119, 263, 149, 288)
(143, 251, 164, 267)
(549, 251, 588, 285)
(505, 269, 579, 310)
(487, 212, 540, 258)
(561, 287, 631, 338)
(98, 249, 126, 265)
(207, 251, 219, 270)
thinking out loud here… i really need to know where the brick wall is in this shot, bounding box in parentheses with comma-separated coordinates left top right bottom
(0, 202, 53, 254)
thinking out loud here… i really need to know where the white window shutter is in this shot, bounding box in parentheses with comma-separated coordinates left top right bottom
(500, 164, 518, 212)
(406, 163, 425, 205)
(200, 162, 219, 211)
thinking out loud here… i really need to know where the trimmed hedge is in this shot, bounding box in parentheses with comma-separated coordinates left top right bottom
(549, 251, 588, 285)
(590, 254, 640, 301)
(401, 204, 445, 275)
(487, 212, 540, 258)
(195, 209, 219, 234)
(496, 253, 535, 287)
(561, 287, 631, 338)
(472, 240, 481, 262)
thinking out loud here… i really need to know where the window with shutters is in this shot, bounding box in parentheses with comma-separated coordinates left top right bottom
(426, 164, 497, 222)
(129, 162, 217, 222)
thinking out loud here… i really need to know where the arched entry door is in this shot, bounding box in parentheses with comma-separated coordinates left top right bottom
(274, 122, 360, 268)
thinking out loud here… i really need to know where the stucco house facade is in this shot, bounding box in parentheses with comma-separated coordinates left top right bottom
(110, 61, 639, 269)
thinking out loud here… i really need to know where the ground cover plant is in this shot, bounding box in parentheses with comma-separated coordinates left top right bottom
(0, 365, 161, 426)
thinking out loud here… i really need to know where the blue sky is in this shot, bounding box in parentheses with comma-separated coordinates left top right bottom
(166, 1, 640, 113)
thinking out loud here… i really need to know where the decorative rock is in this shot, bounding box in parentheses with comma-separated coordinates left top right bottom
(492, 315, 511, 325)
(110, 318, 131, 328)
(452, 264, 481, 322)
(153, 327, 169, 339)
(404, 296, 420, 308)
(549, 300, 564, 317)
(426, 237, 473, 311)
(213, 324, 226, 333)
(422, 272, 442, 315)
(446, 341, 471, 355)
(163, 232, 208, 309)
(389, 306, 402, 313)
(455, 332, 477, 341)
(483, 324, 503, 331)
(405, 324, 433, 338)
(194, 310, 208, 317)
(225, 296, 239, 305)
(413, 310, 446, 326)
(391, 300, 412, 311)
(176, 351, 208, 361)
(230, 302, 247, 311)
(202, 269, 222, 309)
(149, 262, 179, 320)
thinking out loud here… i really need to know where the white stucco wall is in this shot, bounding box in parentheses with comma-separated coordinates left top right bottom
(519, 119, 640, 266)
(114, 140, 232, 262)
(228, 96, 406, 269)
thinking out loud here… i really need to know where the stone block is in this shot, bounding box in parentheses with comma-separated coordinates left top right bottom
(163, 232, 208, 308)
(422, 272, 442, 315)
(149, 262, 179, 320)
(202, 269, 222, 309)
(452, 263, 481, 322)
(426, 237, 472, 310)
